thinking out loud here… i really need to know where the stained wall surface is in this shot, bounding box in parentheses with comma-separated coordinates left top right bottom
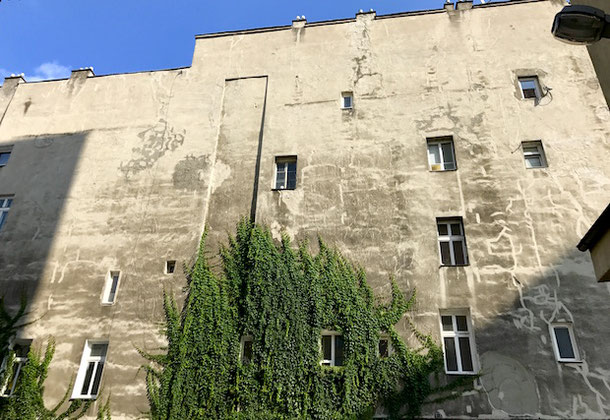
(1, 0, 610, 418)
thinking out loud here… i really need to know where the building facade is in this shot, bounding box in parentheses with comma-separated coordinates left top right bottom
(1, 0, 610, 418)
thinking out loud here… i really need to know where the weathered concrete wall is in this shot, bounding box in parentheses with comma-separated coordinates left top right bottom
(591, 230, 610, 282)
(1, 0, 610, 418)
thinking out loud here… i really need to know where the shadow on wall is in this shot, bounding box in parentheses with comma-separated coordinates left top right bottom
(0, 132, 88, 317)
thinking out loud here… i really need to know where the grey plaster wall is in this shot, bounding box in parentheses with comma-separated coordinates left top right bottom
(1, 0, 609, 418)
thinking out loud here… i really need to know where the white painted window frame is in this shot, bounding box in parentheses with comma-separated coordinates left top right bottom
(72, 341, 108, 400)
(341, 92, 353, 109)
(550, 323, 580, 363)
(439, 311, 478, 375)
(378, 333, 392, 358)
(274, 156, 297, 190)
(101, 271, 121, 305)
(0, 197, 13, 232)
(427, 137, 457, 171)
(518, 76, 542, 100)
(522, 140, 547, 169)
(1, 339, 32, 397)
(240, 335, 253, 363)
(436, 218, 468, 266)
(320, 330, 343, 367)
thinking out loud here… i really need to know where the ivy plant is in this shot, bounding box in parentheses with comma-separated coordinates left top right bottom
(143, 219, 471, 419)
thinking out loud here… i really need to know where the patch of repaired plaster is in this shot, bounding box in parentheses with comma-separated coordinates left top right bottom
(172, 154, 210, 191)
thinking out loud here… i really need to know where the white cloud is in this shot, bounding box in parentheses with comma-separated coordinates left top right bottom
(27, 61, 71, 81)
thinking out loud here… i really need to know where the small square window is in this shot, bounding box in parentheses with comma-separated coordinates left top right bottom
(101, 271, 120, 305)
(240, 335, 253, 363)
(72, 341, 108, 399)
(341, 92, 353, 109)
(274, 156, 297, 190)
(437, 218, 468, 266)
(0, 196, 13, 233)
(165, 260, 176, 274)
(440, 311, 478, 374)
(518, 77, 541, 100)
(522, 141, 547, 169)
(550, 323, 579, 362)
(427, 137, 456, 171)
(320, 330, 344, 367)
(0, 151, 11, 167)
(1, 339, 32, 396)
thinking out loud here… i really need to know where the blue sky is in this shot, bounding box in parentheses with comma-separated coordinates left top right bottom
(1, 0, 498, 81)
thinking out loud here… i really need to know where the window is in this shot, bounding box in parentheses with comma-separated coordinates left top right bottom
(321, 331, 344, 367)
(550, 323, 579, 362)
(101, 271, 120, 305)
(518, 76, 541, 100)
(0, 197, 12, 232)
(427, 137, 456, 171)
(0, 147, 11, 167)
(440, 312, 477, 374)
(165, 260, 176, 274)
(522, 141, 547, 169)
(378, 334, 391, 358)
(2, 339, 31, 396)
(436, 218, 468, 266)
(72, 341, 108, 399)
(274, 156, 297, 190)
(240, 335, 253, 363)
(341, 92, 353, 109)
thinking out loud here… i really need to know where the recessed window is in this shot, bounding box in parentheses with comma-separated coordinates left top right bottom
(437, 218, 468, 266)
(341, 92, 353, 109)
(240, 335, 253, 363)
(101, 271, 120, 305)
(378, 334, 391, 358)
(72, 341, 108, 399)
(550, 323, 579, 362)
(522, 141, 547, 169)
(274, 156, 297, 190)
(0, 197, 13, 232)
(165, 260, 176, 274)
(518, 76, 541, 100)
(427, 137, 456, 171)
(0, 147, 12, 167)
(321, 330, 344, 367)
(440, 312, 477, 374)
(1, 339, 32, 396)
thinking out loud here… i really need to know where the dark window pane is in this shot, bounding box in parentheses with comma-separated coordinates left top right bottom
(81, 362, 95, 395)
(322, 335, 332, 361)
(335, 335, 344, 366)
(166, 261, 176, 273)
(242, 340, 253, 363)
(453, 240, 466, 265)
(450, 223, 461, 236)
(522, 88, 537, 98)
(5, 199, 11, 207)
(440, 242, 451, 265)
(441, 143, 455, 169)
(456, 316, 468, 332)
(91, 362, 104, 396)
(437, 223, 448, 236)
(441, 316, 453, 331)
(0, 213, 7, 231)
(444, 338, 458, 371)
(14, 343, 31, 358)
(91, 344, 107, 358)
(0, 153, 10, 166)
(379, 339, 389, 358)
(554, 327, 575, 359)
(287, 170, 297, 190)
(525, 156, 542, 168)
(458, 338, 474, 372)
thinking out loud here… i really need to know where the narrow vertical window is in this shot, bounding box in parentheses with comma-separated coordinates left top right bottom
(518, 76, 541, 100)
(72, 341, 108, 399)
(440, 312, 477, 374)
(341, 92, 353, 109)
(0, 197, 13, 232)
(165, 260, 176, 274)
(320, 331, 344, 367)
(551, 324, 579, 362)
(274, 156, 297, 190)
(522, 141, 547, 169)
(2, 339, 32, 396)
(0, 147, 12, 167)
(378, 334, 391, 358)
(101, 271, 120, 305)
(240, 336, 253, 364)
(437, 218, 468, 266)
(427, 137, 456, 171)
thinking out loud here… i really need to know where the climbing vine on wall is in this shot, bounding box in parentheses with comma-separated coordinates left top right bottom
(143, 219, 470, 419)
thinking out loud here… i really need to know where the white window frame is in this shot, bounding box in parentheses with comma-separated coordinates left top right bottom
(165, 260, 176, 274)
(522, 141, 547, 169)
(1, 339, 32, 397)
(550, 323, 580, 363)
(518, 76, 542, 100)
(72, 341, 108, 400)
(320, 330, 343, 367)
(274, 156, 297, 190)
(240, 335, 253, 363)
(427, 137, 457, 171)
(101, 271, 121, 305)
(439, 311, 478, 375)
(0, 146, 12, 168)
(341, 92, 353, 109)
(0, 196, 13, 233)
(378, 334, 392, 358)
(436, 218, 468, 266)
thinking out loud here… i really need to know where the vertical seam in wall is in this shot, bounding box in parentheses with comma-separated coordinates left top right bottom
(0, 85, 20, 130)
(250, 76, 269, 222)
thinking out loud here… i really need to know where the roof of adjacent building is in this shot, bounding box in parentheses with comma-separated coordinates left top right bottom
(577, 203, 610, 251)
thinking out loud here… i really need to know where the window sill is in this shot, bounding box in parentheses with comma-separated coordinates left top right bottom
(70, 395, 98, 401)
(525, 166, 548, 170)
(445, 371, 478, 376)
(440, 264, 470, 268)
(271, 188, 297, 192)
(100, 303, 115, 307)
(557, 359, 582, 364)
(428, 168, 458, 173)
